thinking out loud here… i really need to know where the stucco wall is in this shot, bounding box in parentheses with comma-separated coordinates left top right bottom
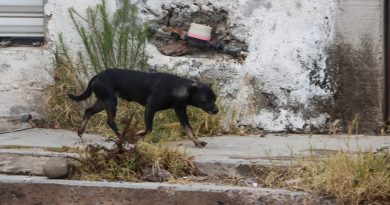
(0, 0, 385, 133)
(0, 0, 117, 117)
(139, 0, 336, 132)
(0, 48, 54, 117)
(138, 0, 385, 132)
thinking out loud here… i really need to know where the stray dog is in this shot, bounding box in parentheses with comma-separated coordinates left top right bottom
(68, 69, 218, 147)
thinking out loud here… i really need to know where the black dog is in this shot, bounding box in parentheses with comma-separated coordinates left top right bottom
(68, 69, 218, 147)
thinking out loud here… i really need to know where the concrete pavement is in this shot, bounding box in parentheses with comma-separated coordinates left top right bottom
(0, 174, 333, 205)
(1, 128, 387, 204)
(0, 128, 111, 148)
(0, 128, 389, 177)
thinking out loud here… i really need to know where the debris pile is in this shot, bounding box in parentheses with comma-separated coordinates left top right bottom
(148, 3, 248, 58)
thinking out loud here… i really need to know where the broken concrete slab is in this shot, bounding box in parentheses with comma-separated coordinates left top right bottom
(0, 128, 111, 148)
(0, 128, 109, 176)
(0, 148, 77, 176)
(0, 121, 32, 134)
(0, 174, 335, 205)
(171, 134, 390, 177)
(1, 129, 389, 178)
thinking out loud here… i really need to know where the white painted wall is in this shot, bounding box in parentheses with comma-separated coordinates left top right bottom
(0, 0, 384, 132)
(138, 0, 336, 131)
(0, 0, 117, 117)
(0, 48, 54, 116)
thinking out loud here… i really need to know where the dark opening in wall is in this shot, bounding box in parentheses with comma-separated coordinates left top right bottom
(148, 3, 248, 59)
(0, 37, 44, 47)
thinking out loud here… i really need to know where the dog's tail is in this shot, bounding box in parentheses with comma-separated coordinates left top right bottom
(67, 77, 96, 102)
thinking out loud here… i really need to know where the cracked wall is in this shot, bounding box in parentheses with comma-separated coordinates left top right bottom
(138, 0, 385, 133)
(139, 0, 337, 132)
(0, 48, 54, 117)
(0, 0, 385, 133)
(0, 0, 117, 117)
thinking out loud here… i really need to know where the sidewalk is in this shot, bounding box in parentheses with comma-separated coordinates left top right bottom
(0, 128, 389, 176)
(1, 128, 387, 205)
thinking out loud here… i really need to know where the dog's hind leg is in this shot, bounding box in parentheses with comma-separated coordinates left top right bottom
(104, 98, 120, 136)
(175, 107, 207, 147)
(136, 105, 157, 136)
(78, 100, 105, 137)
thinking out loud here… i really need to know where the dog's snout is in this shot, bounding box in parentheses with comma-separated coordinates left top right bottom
(212, 107, 219, 114)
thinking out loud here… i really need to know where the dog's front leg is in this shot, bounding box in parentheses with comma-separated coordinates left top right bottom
(175, 108, 207, 147)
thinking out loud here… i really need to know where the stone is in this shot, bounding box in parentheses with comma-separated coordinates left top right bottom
(42, 157, 69, 179)
(188, 4, 200, 13)
(19, 114, 32, 122)
(141, 167, 172, 182)
(200, 4, 213, 12)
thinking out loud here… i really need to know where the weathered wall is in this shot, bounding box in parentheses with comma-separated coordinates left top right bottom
(0, 0, 385, 133)
(138, 0, 385, 133)
(138, 0, 337, 132)
(329, 0, 385, 133)
(0, 48, 54, 117)
(0, 0, 118, 117)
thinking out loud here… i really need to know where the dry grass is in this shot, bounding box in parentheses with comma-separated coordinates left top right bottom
(297, 151, 390, 205)
(255, 150, 390, 205)
(72, 140, 198, 182)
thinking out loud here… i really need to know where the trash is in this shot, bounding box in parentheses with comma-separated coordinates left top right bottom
(242, 178, 259, 187)
(149, 23, 248, 58)
(158, 41, 189, 56)
(187, 23, 212, 42)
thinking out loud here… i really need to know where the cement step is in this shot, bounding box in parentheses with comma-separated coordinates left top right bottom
(0, 174, 334, 205)
(0, 148, 77, 176)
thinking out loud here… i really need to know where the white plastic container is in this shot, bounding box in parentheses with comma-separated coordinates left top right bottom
(187, 23, 212, 41)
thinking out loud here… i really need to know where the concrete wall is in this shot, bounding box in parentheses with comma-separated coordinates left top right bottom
(0, 0, 385, 133)
(0, 0, 117, 117)
(330, 0, 385, 132)
(140, 0, 337, 132)
(0, 48, 54, 117)
(139, 0, 385, 133)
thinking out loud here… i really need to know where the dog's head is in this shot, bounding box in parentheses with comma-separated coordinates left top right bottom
(189, 83, 218, 114)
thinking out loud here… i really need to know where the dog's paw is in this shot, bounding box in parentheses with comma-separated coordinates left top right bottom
(200, 141, 208, 147)
(77, 130, 84, 137)
(194, 141, 207, 148)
